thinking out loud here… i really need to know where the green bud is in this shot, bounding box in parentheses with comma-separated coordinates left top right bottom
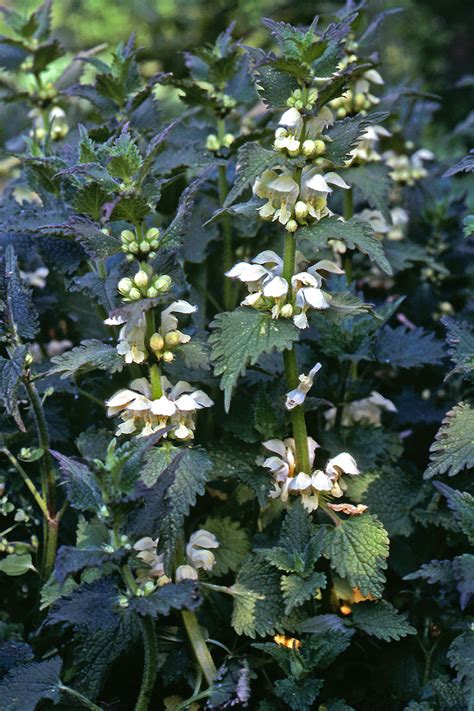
(162, 350, 174, 363)
(313, 139, 326, 156)
(146, 227, 160, 240)
(148, 251, 157, 259)
(144, 581, 155, 594)
(129, 242, 140, 254)
(222, 133, 235, 147)
(149, 333, 164, 351)
(302, 140, 316, 157)
(206, 134, 220, 151)
(118, 596, 129, 608)
(146, 286, 158, 298)
(286, 219, 298, 233)
(118, 277, 133, 295)
(134, 270, 149, 289)
(154, 274, 172, 293)
(164, 330, 181, 347)
(128, 287, 141, 301)
(139, 241, 151, 253)
(295, 201, 309, 220)
(121, 229, 135, 242)
(280, 303, 293, 318)
(294, 99, 304, 110)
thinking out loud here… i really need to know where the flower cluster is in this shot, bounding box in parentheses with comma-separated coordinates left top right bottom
(348, 125, 391, 165)
(206, 132, 235, 151)
(329, 62, 384, 117)
(358, 208, 409, 242)
(133, 536, 169, 585)
(105, 376, 213, 440)
(29, 106, 68, 141)
(120, 227, 160, 261)
(383, 148, 434, 185)
(118, 265, 171, 301)
(324, 390, 397, 428)
(226, 252, 344, 328)
(176, 530, 219, 582)
(273, 106, 333, 158)
(286, 87, 319, 111)
(261, 438, 360, 513)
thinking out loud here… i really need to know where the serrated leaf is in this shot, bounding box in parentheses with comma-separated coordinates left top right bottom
(350, 601, 416, 641)
(453, 554, 474, 610)
(442, 317, 474, 379)
(207, 658, 251, 709)
(210, 308, 299, 411)
(281, 572, 327, 614)
(323, 514, 389, 598)
(51, 451, 102, 512)
(375, 326, 445, 369)
(447, 631, 474, 705)
(127, 580, 202, 617)
(425, 402, 474, 478)
(344, 163, 391, 221)
(209, 439, 272, 507)
(1, 245, 39, 340)
(0, 656, 62, 711)
(321, 426, 403, 471)
(0, 641, 33, 675)
(403, 559, 455, 586)
(0, 346, 27, 431)
(47, 577, 119, 632)
(297, 216, 392, 275)
(231, 556, 284, 638)
(203, 516, 250, 576)
(224, 142, 279, 207)
(324, 112, 390, 166)
(48, 339, 123, 379)
(54, 545, 122, 585)
(274, 677, 324, 711)
(434, 482, 474, 544)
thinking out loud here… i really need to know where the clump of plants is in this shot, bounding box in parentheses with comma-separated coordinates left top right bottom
(0, 2, 472, 709)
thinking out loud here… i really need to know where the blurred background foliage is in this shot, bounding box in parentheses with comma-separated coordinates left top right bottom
(1, 0, 472, 142)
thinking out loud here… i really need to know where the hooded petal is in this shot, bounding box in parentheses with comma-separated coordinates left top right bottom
(150, 396, 176, 416)
(324, 172, 350, 190)
(311, 470, 333, 491)
(326, 452, 359, 477)
(262, 275, 288, 298)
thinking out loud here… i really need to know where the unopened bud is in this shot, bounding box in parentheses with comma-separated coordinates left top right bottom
(134, 270, 149, 289)
(121, 230, 135, 243)
(154, 275, 172, 293)
(139, 241, 151, 253)
(129, 242, 139, 254)
(165, 331, 181, 347)
(280, 303, 293, 318)
(25, 353, 33, 366)
(295, 201, 309, 220)
(206, 134, 220, 151)
(118, 596, 129, 608)
(313, 139, 326, 156)
(286, 219, 298, 233)
(149, 333, 164, 351)
(118, 277, 133, 295)
(146, 287, 158, 298)
(128, 287, 141, 301)
(302, 140, 316, 157)
(222, 133, 235, 147)
(162, 351, 174, 363)
(144, 581, 155, 594)
(146, 227, 160, 241)
(275, 127, 287, 139)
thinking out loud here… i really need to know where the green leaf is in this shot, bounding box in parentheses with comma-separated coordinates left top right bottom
(1, 245, 39, 340)
(425, 402, 474, 478)
(453, 554, 474, 609)
(434, 482, 474, 544)
(344, 163, 392, 221)
(209, 439, 272, 507)
(321, 426, 403, 471)
(0, 656, 62, 711)
(274, 677, 324, 711)
(350, 601, 416, 641)
(51, 451, 102, 512)
(447, 631, 474, 706)
(323, 514, 389, 598)
(442, 317, 474, 380)
(281, 572, 327, 614)
(375, 326, 445, 369)
(48, 339, 123, 379)
(210, 308, 299, 411)
(251, 60, 299, 108)
(224, 142, 279, 207)
(0, 553, 35, 576)
(203, 516, 250, 576)
(297, 216, 392, 275)
(324, 112, 390, 166)
(231, 556, 284, 638)
(0, 346, 27, 431)
(107, 134, 143, 180)
(127, 580, 202, 617)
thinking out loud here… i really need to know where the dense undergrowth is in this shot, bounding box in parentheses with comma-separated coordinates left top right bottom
(0, 2, 472, 709)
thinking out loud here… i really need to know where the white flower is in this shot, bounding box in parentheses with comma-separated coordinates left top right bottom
(291, 260, 344, 328)
(253, 170, 299, 225)
(383, 148, 433, 185)
(45, 339, 73, 358)
(261, 437, 319, 502)
(286, 362, 322, 410)
(388, 207, 408, 241)
(186, 529, 219, 571)
(324, 390, 397, 428)
(349, 125, 391, 164)
(133, 537, 166, 579)
(274, 108, 304, 155)
(305, 107, 334, 137)
(116, 317, 147, 364)
(160, 300, 196, 344)
(176, 564, 199, 582)
(226, 251, 289, 314)
(20, 266, 49, 289)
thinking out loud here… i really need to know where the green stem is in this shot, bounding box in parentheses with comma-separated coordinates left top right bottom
(217, 117, 234, 311)
(181, 609, 217, 686)
(343, 187, 353, 221)
(59, 685, 103, 711)
(0, 448, 48, 518)
(175, 689, 212, 711)
(282, 233, 310, 474)
(135, 616, 159, 711)
(149, 363, 162, 399)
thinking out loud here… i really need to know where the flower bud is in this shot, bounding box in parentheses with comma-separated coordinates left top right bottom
(25, 352, 33, 366)
(165, 330, 181, 347)
(146, 227, 160, 241)
(143, 581, 155, 595)
(286, 96, 296, 107)
(162, 351, 174, 363)
(293, 89, 302, 99)
(146, 286, 158, 298)
(139, 241, 151, 253)
(129, 242, 139, 254)
(337, 107, 347, 118)
(154, 275, 172, 293)
(286, 219, 298, 233)
(294, 99, 304, 110)
(302, 140, 316, 157)
(149, 333, 164, 351)
(118, 595, 129, 608)
(275, 127, 287, 139)
(134, 270, 149, 289)
(295, 201, 309, 220)
(280, 303, 294, 318)
(313, 139, 326, 156)
(118, 277, 133, 295)
(222, 133, 235, 147)
(206, 134, 220, 151)
(128, 287, 141, 301)
(121, 229, 135, 243)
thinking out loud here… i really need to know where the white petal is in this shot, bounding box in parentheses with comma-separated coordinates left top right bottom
(262, 275, 288, 298)
(176, 564, 198, 582)
(290, 472, 312, 491)
(105, 389, 137, 408)
(252, 250, 283, 271)
(190, 390, 214, 409)
(292, 271, 319, 288)
(262, 439, 287, 457)
(298, 287, 330, 309)
(368, 391, 398, 413)
(311, 470, 333, 491)
(241, 291, 263, 306)
(293, 312, 309, 329)
(150, 396, 176, 416)
(311, 260, 345, 275)
(278, 107, 303, 132)
(226, 262, 268, 282)
(307, 437, 319, 467)
(324, 172, 350, 190)
(268, 174, 299, 195)
(285, 387, 306, 410)
(130, 378, 152, 398)
(326, 452, 359, 477)
(104, 314, 126, 326)
(304, 173, 331, 193)
(173, 423, 193, 439)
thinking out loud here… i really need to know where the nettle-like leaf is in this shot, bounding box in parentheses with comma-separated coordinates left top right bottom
(248, 49, 299, 108)
(281, 572, 327, 615)
(350, 601, 416, 642)
(425, 402, 474, 479)
(443, 150, 474, 177)
(297, 216, 392, 275)
(209, 439, 272, 507)
(127, 580, 202, 618)
(447, 631, 474, 704)
(375, 326, 445, 369)
(0, 345, 27, 430)
(47, 577, 119, 632)
(1, 245, 39, 340)
(274, 677, 324, 711)
(203, 516, 250, 576)
(321, 426, 403, 471)
(323, 514, 389, 598)
(231, 556, 285, 638)
(54, 545, 123, 585)
(210, 308, 299, 411)
(453, 554, 474, 610)
(0, 656, 62, 711)
(224, 142, 279, 207)
(442, 317, 474, 379)
(48, 339, 123, 379)
(324, 112, 390, 167)
(344, 163, 392, 221)
(403, 559, 455, 587)
(434, 482, 474, 544)
(51, 451, 103, 512)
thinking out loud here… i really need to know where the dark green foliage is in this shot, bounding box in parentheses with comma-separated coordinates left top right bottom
(0, 656, 62, 711)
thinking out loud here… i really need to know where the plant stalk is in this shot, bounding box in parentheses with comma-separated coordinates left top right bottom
(282, 233, 311, 474)
(217, 117, 234, 311)
(59, 685, 103, 711)
(181, 609, 217, 686)
(135, 616, 159, 711)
